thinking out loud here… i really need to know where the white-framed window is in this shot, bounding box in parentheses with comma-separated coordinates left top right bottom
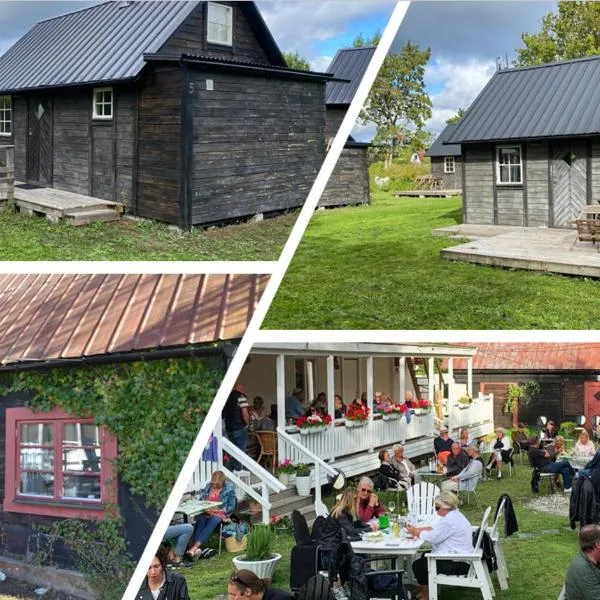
(444, 156, 455, 173)
(496, 145, 522, 184)
(207, 2, 233, 46)
(92, 87, 113, 120)
(0, 96, 12, 136)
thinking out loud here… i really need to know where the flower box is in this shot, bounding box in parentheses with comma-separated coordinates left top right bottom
(457, 404, 470, 410)
(299, 424, 327, 434)
(345, 419, 367, 428)
(413, 408, 430, 416)
(382, 413, 400, 421)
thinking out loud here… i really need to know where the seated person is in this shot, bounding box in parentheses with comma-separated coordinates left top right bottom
(542, 420, 558, 443)
(434, 428, 454, 464)
(486, 427, 512, 479)
(378, 449, 401, 488)
(163, 521, 193, 566)
(458, 428, 472, 449)
(584, 449, 600, 472)
(334, 394, 346, 419)
(446, 442, 469, 477)
(285, 388, 305, 421)
(529, 437, 574, 492)
(408, 491, 474, 600)
(187, 471, 236, 559)
(563, 524, 600, 600)
(442, 445, 484, 493)
(355, 476, 385, 525)
(511, 422, 532, 452)
(548, 435, 567, 459)
(575, 430, 596, 458)
(390, 444, 417, 489)
(228, 569, 293, 600)
(137, 543, 190, 600)
(373, 391, 384, 412)
(404, 390, 415, 409)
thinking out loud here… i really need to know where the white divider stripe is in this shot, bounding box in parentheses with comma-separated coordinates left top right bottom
(122, 4, 410, 598)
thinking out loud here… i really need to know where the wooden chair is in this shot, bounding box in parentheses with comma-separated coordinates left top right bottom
(406, 481, 440, 517)
(254, 430, 277, 471)
(571, 219, 600, 250)
(427, 506, 495, 600)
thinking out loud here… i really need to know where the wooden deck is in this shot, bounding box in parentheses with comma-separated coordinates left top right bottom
(438, 225, 600, 278)
(396, 189, 462, 198)
(13, 183, 123, 225)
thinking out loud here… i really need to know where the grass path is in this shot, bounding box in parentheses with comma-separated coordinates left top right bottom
(264, 192, 600, 329)
(0, 211, 296, 261)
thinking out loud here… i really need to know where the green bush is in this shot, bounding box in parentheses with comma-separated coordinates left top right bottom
(245, 525, 274, 561)
(559, 421, 578, 439)
(370, 160, 431, 192)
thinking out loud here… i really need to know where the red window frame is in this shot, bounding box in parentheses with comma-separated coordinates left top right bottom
(5, 406, 118, 519)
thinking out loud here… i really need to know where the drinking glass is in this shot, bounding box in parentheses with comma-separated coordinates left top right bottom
(388, 501, 396, 514)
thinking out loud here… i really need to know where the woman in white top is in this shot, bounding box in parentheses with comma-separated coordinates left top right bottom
(575, 430, 596, 457)
(407, 491, 474, 600)
(486, 427, 512, 479)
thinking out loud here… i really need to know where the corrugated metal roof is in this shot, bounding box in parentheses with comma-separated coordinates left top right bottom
(452, 343, 600, 371)
(448, 55, 600, 144)
(0, 1, 201, 92)
(426, 124, 461, 157)
(0, 274, 267, 364)
(326, 46, 376, 106)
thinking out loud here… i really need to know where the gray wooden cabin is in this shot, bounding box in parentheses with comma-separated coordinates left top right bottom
(425, 123, 462, 190)
(448, 56, 600, 228)
(320, 47, 375, 208)
(0, 1, 330, 229)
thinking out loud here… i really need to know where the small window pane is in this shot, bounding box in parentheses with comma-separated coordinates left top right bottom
(62, 475, 101, 500)
(21, 423, 53, 445)
(63, 423, 100, 446)
(20, 447, 54, 471)
(20, 471, 54, 496)
(63, 448, 101, 473)
(499, 165, 510, 183)
(207, 3, 232, 45)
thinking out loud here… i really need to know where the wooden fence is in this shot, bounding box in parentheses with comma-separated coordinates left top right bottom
(0, 146, 15, 209)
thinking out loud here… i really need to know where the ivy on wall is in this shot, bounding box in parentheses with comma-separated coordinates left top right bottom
(3, 356, 224, 510)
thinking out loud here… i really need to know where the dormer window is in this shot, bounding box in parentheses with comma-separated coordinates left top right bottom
(207, 2, 233, 46)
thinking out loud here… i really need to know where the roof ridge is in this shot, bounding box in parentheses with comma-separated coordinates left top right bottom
(499, 53, 600, 75)
(36, 0, 111, 24)
(338, 45, 378, 52)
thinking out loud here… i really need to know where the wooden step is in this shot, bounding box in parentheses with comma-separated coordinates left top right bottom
(64, 208, 121, 226)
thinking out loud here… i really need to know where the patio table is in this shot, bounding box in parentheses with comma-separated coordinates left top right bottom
(175, 499, 222, 523)
(558, 454, 590, 470)
(415, 467, 446, 483)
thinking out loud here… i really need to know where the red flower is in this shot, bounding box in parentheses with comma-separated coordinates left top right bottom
(418, 399, 430, 409)
(296, 416, 308, 427)
(399, 403, 408, 413)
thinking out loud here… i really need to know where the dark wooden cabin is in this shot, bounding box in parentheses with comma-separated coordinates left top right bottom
(426, 124, 463, 190)
(0, 273, 265, 575)
(0, 1, 330, 229)
(320, 47, 374, 208)
(448, 56, 600, 227)
(453, 343, 600, 428)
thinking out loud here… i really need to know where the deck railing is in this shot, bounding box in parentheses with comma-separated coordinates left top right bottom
(0, 146, 15, 208)
(448, 393, 494, 435)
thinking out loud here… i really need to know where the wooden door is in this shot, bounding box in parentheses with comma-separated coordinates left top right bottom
(584, 382, 600, 428)
(27, 97, 53, 186)
(551, 140, 587, 227)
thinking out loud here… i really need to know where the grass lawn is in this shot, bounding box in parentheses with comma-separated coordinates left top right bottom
(264, 191, 600, 328)
(0, 211, 297, 261)
(183, 464, 578, 600)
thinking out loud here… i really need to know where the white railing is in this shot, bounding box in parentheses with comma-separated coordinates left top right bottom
(193, 436, 286, 525)
(278, 428, 337, 511)
(448, 393, 494, 434)
(282, 411, 435, 464)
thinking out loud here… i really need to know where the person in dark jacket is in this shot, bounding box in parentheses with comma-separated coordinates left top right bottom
(564, 524, 600, 600)
(227, 569, 292, 600)
(137, 544, 190, 600)
(434, 428, 454, 464)
(378, 449, 400, 488)
(446, 443, 469, 477)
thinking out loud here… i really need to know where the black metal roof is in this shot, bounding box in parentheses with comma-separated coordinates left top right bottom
(448, 55, 600, 144)
(426, 124, 462, 157)
(0, 1, 286, 93)
(326, 46, 376, 106)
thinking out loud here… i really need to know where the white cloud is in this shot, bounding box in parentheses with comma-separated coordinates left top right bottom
(425, 56, 496, 134)
(311, 55, 335, 73)
(257, 0, 396, 60)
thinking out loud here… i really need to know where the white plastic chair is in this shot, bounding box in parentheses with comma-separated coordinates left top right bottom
(427, 506, 495, 600)
(488, 498, 509, 590)
(406, 481, 440, 517)
(558, 584, 566, 600)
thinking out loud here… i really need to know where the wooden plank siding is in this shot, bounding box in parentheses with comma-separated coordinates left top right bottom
(11, 97, 26, 181)
(136, 65, 183, 225)
(158, 2, 270, 63)
(325, 107, 346, 139)
(463, 144, 494, 224)
(431, 157, 463, 190)
(187, 69, 325, 226)
(496, 187, 524, 226)
(590, 138, 600, 203)
(320, 147, 369, 207)
(526, 141, 549, 226)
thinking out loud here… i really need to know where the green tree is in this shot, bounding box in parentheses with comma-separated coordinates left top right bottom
(446, 108, 466, 125)
(283, 50, 310, 71)
(353, 30, 382, 48)
(516, 1, 600, 66)
(359, 41, 432, 169)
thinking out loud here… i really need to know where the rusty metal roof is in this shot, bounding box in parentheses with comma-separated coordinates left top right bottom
(0, 274, 267, 365)
(452, 343, 600, 371)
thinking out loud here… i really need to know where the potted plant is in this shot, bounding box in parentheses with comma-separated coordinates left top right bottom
(270, 514, 292, 535)
(413, 399, 431, 416)
(382, 404, 403, 421)
(232, 525, 281, 580)
(296, 413, 331, 434)
(345, 403, 370, 428)
(457, 394, 473, 410)
(275, 459, 295, 485)
(294, 463, 312, 496)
